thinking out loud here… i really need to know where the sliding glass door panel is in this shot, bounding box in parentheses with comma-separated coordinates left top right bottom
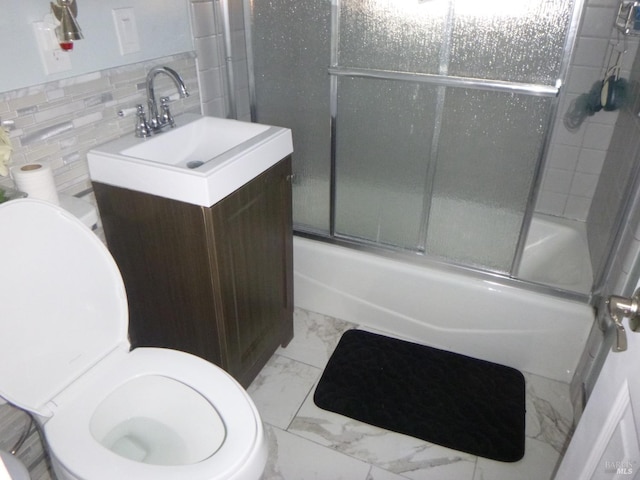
(338, 0, 448, 74)
(251, 0, 332, 233)
(426, 89, 553, 272)
(334, 77, 438, 249)
(448, 0, 574, 84)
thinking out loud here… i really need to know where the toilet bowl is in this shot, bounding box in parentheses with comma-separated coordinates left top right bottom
(0, 199, 268, 480)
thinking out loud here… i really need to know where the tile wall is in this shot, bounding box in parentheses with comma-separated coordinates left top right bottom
(536, 0, 640, 221)
(567, 4, 640, 419)
(190, 0, 251, 121)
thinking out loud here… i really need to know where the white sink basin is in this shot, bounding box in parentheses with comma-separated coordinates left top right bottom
(87, 114, 293, 207)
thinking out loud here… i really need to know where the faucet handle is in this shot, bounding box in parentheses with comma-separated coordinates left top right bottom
(134, 104, 152, 138)
(160, 97, 175, 128)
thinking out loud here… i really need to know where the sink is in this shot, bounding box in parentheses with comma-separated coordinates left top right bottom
(87, 114, 293, 207)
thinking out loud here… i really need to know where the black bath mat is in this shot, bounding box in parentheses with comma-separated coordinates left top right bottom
(314, 329, 525, 462)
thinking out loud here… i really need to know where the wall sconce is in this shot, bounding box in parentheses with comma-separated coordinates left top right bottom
(50, 0, 83, 51)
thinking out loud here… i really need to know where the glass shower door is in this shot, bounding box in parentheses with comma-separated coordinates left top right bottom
(425, 90, 553, 271)
(248, 0, 577, 275)
(249, 0, 332, 234)
(334, 78, 439, 250)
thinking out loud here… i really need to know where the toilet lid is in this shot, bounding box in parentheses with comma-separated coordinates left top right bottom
(0, 199, 129, 416)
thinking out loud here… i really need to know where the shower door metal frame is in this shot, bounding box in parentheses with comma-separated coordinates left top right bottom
(243, 0, 590, 300)
(327, 0, 576, 271)
(510, 0, 588, 279)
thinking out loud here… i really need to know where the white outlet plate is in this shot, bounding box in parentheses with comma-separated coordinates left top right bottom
(33, 20, 72, 75)
(113, 7, 140, 55)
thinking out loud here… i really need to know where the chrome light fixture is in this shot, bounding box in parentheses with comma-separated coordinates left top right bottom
(50, 0, 83, 50)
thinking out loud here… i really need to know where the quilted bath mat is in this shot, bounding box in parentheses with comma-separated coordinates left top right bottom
(313, 329, 526, 462)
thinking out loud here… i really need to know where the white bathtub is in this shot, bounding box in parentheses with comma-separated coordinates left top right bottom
(518, 214, 593, 294)
(293, 236, 593, 383)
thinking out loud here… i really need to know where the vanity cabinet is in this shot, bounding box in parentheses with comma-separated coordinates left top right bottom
(93, 156, 293, 388)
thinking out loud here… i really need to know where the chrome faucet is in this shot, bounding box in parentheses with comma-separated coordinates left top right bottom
(144, 66, 189, 134)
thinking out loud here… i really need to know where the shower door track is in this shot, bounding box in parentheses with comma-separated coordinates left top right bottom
(327, 67, 561, 98)
(295, 229, 591, 303)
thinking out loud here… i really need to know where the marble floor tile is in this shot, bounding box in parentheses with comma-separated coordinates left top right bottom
(264, 308, 574, 480)
(276, 308, 358, 369)
(248, 354, 322, 429)
(473, 437, 562, 480)
(288, 385, 477, 480)
(523, 372, 574, 454)
(367, 465, 413, 480)
(263, 425, 372, 480)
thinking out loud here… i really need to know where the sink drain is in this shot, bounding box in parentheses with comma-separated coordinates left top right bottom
(187, 161, 204, 169)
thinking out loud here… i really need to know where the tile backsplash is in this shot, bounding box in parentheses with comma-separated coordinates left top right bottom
(0, 52, 201, 198)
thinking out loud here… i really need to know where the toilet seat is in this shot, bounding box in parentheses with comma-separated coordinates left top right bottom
(0, 199, 267, 480)
(45, 347, 266, 480)
(0, 198, 128, 416)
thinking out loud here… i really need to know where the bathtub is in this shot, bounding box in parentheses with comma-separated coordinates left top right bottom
(518, 214, 593, 294)
(293, 236, 594, 383)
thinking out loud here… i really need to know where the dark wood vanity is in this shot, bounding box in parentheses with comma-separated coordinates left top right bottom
(93, 156, 293, 388)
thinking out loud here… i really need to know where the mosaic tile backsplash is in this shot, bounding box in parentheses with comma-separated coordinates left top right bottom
(0, 52, 201, 198)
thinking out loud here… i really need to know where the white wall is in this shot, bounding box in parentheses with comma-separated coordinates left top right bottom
(0, 1, 193, 93)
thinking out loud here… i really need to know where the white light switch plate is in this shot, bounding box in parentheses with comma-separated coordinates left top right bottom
(33, 20, 72, 75)
(113, 7, 140, 55)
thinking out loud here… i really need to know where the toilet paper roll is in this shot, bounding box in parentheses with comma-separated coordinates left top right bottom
(11, 163, 59, 205)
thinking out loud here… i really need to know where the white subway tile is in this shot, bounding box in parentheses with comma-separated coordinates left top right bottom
(582, 122, 614, 150)
(573, 37, 611, 67)
(566, 66, 602, 94)
(547, 144, 580, 171)
(543, 168, 574, 193)
(535, 191, 568, 216)
(190, 1, 217, 37)
(552, 117, 587, 147)
(570, 172, 600, 197)
(202, 97, 227, 117)
(577, 148, 607, 174)
(564, 195, 592, 221)
(581, 6, 618, 39)
(197, 68, 225, 102)
(195, 35, 222, 70)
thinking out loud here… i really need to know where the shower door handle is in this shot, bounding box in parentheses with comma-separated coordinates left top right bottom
(606, 288, 640, 352)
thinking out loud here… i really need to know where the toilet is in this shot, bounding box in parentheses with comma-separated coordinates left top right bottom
(0, 199, 268, 480)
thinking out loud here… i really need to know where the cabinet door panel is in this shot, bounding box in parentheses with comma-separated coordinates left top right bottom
(211, 157, 293, 383)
